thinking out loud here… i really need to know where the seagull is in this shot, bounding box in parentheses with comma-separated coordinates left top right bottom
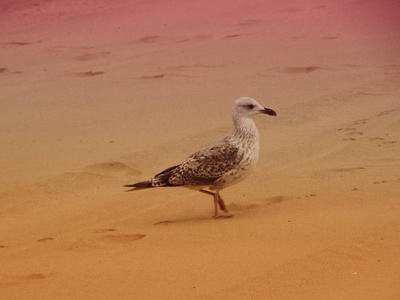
(124, 97, 277, 218)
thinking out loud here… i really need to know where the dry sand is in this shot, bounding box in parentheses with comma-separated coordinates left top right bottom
(1, 0, 400, 299)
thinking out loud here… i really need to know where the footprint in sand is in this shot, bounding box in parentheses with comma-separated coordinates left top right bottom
(376, 109, 396, 117)
(92, 228, 117, 234)
(338, 127, 357, 132)
(224, 34, 242, 39)
(369, 137, 385, 141)
(352, 119, 369, 125)
(346, 131, 363, 136)
(383, 141, 398, 144)
(17, 273, 46, 280)
(100, 234, 145, 244)
(75, 52, 110, 61)
(373, 180, 388, 184)
(37, 238, 54, 242)
(67, 231, 145, 250)
(280, 66, 323, 74)
(135, 35, 164, 44)
(344, 64, 364, 68)
(0, 273, 47, 288)
(74, 71, 105, 77)
(84, 162, 141, 176)
(178, 34, 215, 43)
(91, 228, 145, 244)
(328, 167, 365, 172)
(305, 194, 317, 198)
(1, 42, 35, 46)
(321, 36, 338, 40)
(0, 67, 24, 75)
(338, 126, 364, 140)
(153, 221, 177, 225)
(369, 137, 398, 146)
(138, 74, 165, 80)
(258, 66, 324, 77)
(264, 195, 293, 204)
(338, 127, 363, 135)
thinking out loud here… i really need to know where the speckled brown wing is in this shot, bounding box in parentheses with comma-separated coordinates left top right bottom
(167, 140, 243, 186)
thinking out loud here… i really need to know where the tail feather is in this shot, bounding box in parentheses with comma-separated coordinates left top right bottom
(124, 164, 181, 192)
(124, 181, 153, 191)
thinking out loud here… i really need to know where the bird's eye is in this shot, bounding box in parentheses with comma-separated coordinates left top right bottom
(247, 104, 254, 109)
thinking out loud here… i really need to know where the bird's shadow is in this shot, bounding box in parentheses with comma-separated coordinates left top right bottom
(153, 214, 234, 226)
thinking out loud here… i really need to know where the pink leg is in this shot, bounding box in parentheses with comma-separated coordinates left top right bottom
(213, 192, 219, 219)
(217, 194, 227, 212)
(199, 189, 228, 213)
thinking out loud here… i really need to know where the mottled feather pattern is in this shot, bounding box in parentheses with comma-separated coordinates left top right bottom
(151, 165, 181, 187)
(168, 139, 243, 187)
(124, 97, 277, 218)
(147, 131, 261, 190)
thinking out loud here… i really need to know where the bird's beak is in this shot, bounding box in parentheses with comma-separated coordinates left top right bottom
(261, 107, 277, 116)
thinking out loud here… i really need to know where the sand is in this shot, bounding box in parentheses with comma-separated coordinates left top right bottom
(1, 0, 400, 298)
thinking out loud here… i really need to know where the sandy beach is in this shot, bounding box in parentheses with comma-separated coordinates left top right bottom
(1, 0, 400, 298)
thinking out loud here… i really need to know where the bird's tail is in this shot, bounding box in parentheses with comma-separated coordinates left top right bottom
(124, 181, 153, 192)
(124, 164, 181, 191)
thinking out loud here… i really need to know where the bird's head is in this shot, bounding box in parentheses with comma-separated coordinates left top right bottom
(232, 97, 277, 119)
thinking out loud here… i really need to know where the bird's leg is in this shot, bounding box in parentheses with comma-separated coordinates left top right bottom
(199, 189, 214, 196)
(213, 192, 219, 219)
(199, 189, 218, 217)
(217, 194, 227, 212)
(199, 189, 228, 213)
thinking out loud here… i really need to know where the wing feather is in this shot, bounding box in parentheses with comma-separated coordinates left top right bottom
(168, 140, 243, 186)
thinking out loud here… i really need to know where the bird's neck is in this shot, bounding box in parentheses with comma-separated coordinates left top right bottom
(232, 117, 259, 141)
